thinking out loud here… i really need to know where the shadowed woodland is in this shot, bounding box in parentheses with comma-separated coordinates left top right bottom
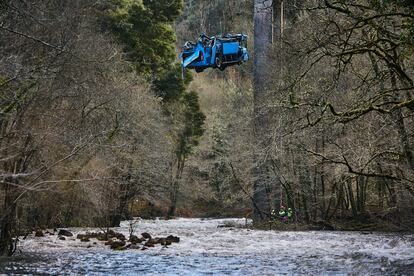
(1, 0, 413, 256)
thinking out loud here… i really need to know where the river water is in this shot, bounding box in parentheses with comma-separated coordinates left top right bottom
(1, 218, 413, 275)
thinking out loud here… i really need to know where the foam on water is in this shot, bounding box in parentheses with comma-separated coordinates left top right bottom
(1, 218, 413, 275)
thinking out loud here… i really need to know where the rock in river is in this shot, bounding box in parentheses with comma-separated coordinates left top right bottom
(129, 235, 143, 244)
(58, 229, 73, 237)
(110, 240, 126, 250)
(80, 237, 90, 242)
(166, 235, 180, 243)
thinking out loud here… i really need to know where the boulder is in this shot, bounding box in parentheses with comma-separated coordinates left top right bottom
(115, 232, 126, 241)
(105, 239, 114, 246)
(58, 229, 73, 237)
(166, 235, 180, 243)
(88, 232, 99, 238)
(110, 240, 126, 250)
(97, 233, 108, 241)
(129, 235, 143, 244)
(149, 238, 159, 244)
(80, 237, 90, 242)
(35, 230, 44, 237)
(141, 232, 152, 240)
(129, 244, 140, 250)
(59, 236, 66, 240)
(144, 241, 155, 247)
(159, 238, 166, 245)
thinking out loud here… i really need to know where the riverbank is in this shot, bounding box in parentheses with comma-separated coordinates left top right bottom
(250, 218, 408, 232)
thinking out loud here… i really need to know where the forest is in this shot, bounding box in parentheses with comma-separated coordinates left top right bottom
(1, 0, 413, 259)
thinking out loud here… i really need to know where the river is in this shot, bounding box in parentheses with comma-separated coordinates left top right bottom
(1, 218, 413, 275)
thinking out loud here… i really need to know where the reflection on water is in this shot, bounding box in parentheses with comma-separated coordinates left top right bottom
(1, 218, 413, 275)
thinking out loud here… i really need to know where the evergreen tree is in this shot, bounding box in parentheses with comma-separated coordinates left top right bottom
(104, 0, 183, 75)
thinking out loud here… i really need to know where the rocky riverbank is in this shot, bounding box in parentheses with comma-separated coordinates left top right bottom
(28, 228, 180, 251)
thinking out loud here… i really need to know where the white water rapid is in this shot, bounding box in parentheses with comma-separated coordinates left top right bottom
(1, 218, 413, 275)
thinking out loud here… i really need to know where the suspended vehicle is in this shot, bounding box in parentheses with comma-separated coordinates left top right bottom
(180, 33, 249, 73)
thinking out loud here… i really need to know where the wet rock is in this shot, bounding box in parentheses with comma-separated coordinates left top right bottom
(166, 235, 180, 243)
(129, 235, 143, 244)
(141, 232, 152, 240)
(58, 229, 73, 237)
(105, 230, 125, 240)
(88, 232, 99, 238)
(115, 232, 126, 241)
(59, 236, 66, 240)
(149, 238, 159, 244)
(144, 241, 155, 247)
(110, 240, 126, 250)
(105, 239, 114, 246)
(97, 233, 108, 241)
(158, 238, 166, 245)
(35, 230, 44, 237)
(81, 237, 90, 242)
(124, 243, 140, 250)
(141, 247, 148, 251)
(129, 244, 140, 250)
(77, 231, 108, 241)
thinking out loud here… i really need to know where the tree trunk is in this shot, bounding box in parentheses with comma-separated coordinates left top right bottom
(167, 180, 178, 218)
(168, 156, 185, 218)
(111, 182, 132, 227)
(346, 179, 358, 218)
(0, 182, 17, 256)
(391, 71, 414, 226)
